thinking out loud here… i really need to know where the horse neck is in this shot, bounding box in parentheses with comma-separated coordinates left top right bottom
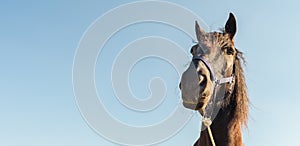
(196, 97, 243, 146)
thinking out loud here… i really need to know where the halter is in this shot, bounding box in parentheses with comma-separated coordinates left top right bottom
(192, 55, 235, 110)
(192, 55, 235, 146)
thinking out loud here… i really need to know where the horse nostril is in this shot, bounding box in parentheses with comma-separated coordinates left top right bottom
(179, 83, 182, 89)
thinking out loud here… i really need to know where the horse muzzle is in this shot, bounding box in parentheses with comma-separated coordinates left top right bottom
(180, 62, 203, 110)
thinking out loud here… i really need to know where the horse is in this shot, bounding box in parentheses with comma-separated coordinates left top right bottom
(179, 13, 249, 146)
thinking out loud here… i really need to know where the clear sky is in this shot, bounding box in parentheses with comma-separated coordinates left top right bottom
(1, 0, 300, 146)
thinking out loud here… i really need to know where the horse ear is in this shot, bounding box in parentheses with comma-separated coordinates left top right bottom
(195, 21, 205, 42)
(225, 13, 237, 39)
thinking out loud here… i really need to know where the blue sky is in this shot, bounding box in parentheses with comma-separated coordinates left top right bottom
(1, 0, 300, 146)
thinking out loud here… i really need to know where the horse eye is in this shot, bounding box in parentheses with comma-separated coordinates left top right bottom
(225, 47, 234, 55)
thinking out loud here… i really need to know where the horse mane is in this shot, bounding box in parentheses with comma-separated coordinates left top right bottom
(230, 49, 249, 128)
(212, 49, 248, 145)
